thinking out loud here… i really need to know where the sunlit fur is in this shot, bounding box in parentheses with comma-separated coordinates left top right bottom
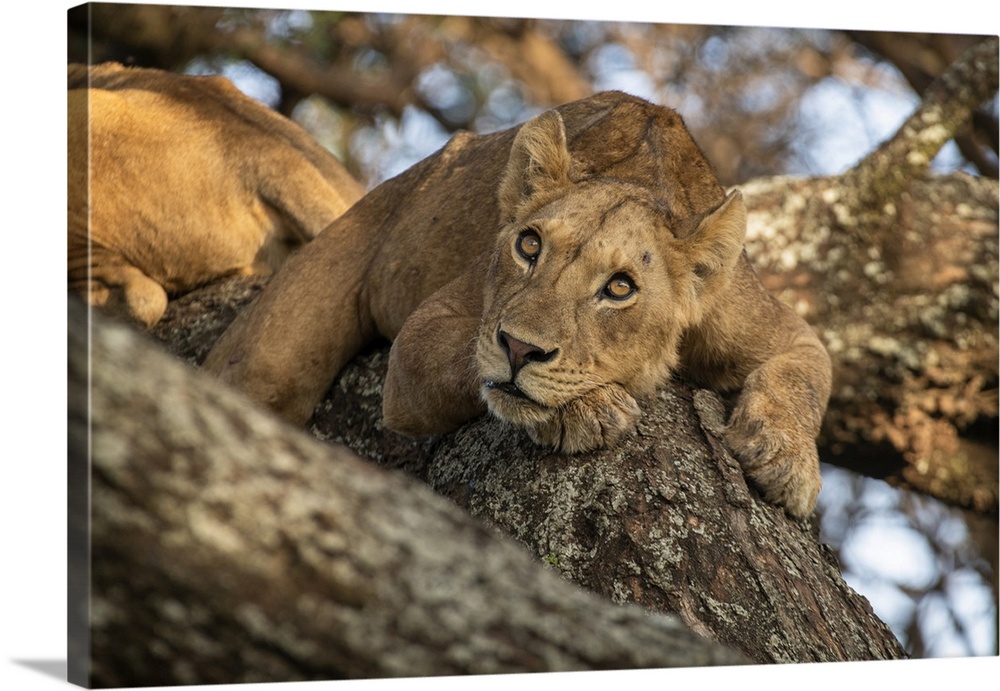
(68, 62, 362, 327)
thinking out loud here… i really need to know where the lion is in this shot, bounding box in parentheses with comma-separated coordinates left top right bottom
(204, 91, 832, 517)
(68, 62, 364, 327)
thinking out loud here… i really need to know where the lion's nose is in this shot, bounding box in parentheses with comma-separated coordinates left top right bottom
(497, 329, 557, 379)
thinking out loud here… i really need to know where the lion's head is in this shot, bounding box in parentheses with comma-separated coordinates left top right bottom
(475, 108, 747, 443)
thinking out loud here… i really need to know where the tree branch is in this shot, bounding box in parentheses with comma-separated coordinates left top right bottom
(842, 36, 999, 239)
(148, 279, 906, 668)
(71, 298, 749, 686)
(847, 31, 999, 177)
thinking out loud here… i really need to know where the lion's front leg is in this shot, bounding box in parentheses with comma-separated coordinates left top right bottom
(383, 274, 486, 437)
(723, 342, 831, 518)
(526, 383, 641, 454)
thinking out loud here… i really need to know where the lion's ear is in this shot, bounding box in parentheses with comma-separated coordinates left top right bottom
(498, 110, 573, 222)
(684, 189, 747, 279)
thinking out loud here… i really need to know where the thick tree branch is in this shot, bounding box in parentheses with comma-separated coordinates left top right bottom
(72, 298, 749, 686)
(148, 278, 906, 667)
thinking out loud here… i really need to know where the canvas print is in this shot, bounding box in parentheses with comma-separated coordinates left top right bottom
(67, 2, 999, 687)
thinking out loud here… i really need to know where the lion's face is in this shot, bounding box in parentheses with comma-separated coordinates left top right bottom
(474, 109, 746, 432)
(476, 182, 743, 429)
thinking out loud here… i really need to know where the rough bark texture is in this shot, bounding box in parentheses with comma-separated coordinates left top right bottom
(742, 173, 998, 513)
(737, 37, 999, 515)
(72, 298, 751, 688)
(144, 279, 906, 668)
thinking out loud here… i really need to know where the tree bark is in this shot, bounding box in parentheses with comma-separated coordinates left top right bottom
(739, 37, 999, 515)
(143, 278, 906, 670)
(742, 172, 997, 513)
(72, 298, 750, 687)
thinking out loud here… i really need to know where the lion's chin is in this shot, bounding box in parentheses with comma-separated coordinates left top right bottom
(480, 380, 554, 427)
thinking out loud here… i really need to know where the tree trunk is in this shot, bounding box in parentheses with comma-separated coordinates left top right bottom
(142, 278, 906, 672)
(71, 298, 750, 687)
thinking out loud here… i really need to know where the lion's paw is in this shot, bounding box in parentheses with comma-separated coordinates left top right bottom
(528, 384, 640, 454)
(724, 389, 822, 518)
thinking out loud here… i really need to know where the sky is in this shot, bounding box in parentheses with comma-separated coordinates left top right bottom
(2, 1, 998, 690)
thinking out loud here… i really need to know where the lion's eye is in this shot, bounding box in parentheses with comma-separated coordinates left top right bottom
(603, 273, 636, 301)
(516, 229, 542, 262)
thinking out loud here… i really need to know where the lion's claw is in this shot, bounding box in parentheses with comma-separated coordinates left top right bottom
(724, 389, 822, 518)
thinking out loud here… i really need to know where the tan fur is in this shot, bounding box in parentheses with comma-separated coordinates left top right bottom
(204, 91, 832, 517)
(68, 62, 364, 327)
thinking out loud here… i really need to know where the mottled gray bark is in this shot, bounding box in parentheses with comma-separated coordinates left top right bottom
(71, 298, 748, 688)
(146, 278, 906, 668)
(738, 37, 999, 514)
(312, 351, 904, 664)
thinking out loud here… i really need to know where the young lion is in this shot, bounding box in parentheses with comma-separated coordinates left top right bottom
(204, 91, 832, 517)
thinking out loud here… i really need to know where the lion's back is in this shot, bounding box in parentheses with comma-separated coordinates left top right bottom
(68, 63, 363, 321)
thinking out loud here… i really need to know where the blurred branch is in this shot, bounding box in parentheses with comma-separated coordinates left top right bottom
(848, 31, 998, 177)
(70, 4, 427, 117)
(69, 5, 591, 132)
(464, 18, 591, 105)
(841, 35, 999, 242)
(68, 4, 226, 68)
